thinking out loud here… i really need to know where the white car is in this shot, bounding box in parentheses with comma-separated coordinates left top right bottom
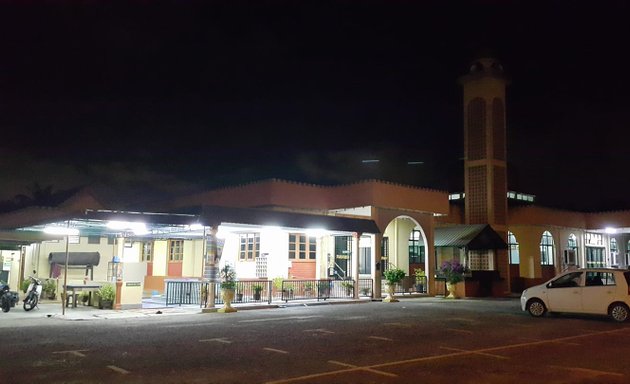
(521, 268, 630, 322)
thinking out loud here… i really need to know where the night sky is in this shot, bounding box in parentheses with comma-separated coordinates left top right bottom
(1, 1, 629, 212)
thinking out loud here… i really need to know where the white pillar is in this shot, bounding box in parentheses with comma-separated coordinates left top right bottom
(353, 232, 361, 299)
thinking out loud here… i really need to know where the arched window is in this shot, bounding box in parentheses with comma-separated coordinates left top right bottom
(610, 238, 618, 267)
(540, 231, 555, 265)
(508, 231, 519, 264)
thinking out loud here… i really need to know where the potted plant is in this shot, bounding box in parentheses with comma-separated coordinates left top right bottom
(96, 283, 115, 309)
(252, 284, 263, 301)
(340, 280, 354, 296)
(383, 268, 405, 302)
(303, 281, 314, 297)
(218, 264, 237, 313)
(43, 279, 57, 300)
(414, 268, 426, 293)
(439, 260, 468, 299)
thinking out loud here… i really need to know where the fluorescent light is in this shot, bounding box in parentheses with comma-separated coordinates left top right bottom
(306, 228, 328, 238)
(605, 227, 617, 234)
(43, 226, 80, 236)
(189, 224, 204, 231)
(107, 220, 148, 235)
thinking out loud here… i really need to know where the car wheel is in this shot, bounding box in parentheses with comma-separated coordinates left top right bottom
(609, 303, 629, 322)
(527, 299, 546, 317)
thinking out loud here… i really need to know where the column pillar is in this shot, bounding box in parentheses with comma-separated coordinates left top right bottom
(373, 233, 382, 300)
(204, 225, 219, 309)
(353, 232, 361, 299)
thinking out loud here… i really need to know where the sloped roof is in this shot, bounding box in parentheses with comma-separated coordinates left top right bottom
(199, 205, 380, 234)
(434, 224, 508, 250)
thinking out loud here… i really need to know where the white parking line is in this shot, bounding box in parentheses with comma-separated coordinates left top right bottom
(303, 328, 335, 334)
(549, 365, 623, 377)
(264, 347, 289, 354)
(52, 349, 89, 357)
(239, 315, 321, 323)
(368, 336, 393, 341)
(107, 365, 130, 374)
(446, 328, 473, 335)
(199, 338, 232, 344)
(440, 346, 509, 360)
(264, 327, 629, 384)
(328, 360, 397, 378)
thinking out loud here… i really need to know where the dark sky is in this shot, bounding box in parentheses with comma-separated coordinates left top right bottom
(1, 1, 630, 211)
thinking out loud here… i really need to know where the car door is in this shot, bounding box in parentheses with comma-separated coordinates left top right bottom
(546, 271, 583, 312)
(581, 271, 616, 315)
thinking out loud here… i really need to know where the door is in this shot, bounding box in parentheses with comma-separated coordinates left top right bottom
(582, 271, 616, 314)
(546, 271, 583, 312)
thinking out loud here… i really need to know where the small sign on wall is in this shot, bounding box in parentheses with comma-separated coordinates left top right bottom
(126, 282, 142, 287)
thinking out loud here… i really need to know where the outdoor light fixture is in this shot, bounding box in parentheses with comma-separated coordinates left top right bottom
(188, 223, 204, 231)
(106, 220, 148, 235)
(605, 227, 617, 234)
(43, 226, 80, 236)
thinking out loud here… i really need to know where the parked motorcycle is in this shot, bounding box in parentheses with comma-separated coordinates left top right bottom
(23, 272, 42, 311)
(0, 282, 19, 313)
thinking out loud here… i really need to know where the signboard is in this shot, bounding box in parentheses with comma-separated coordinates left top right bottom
(125, 282, 141, 287)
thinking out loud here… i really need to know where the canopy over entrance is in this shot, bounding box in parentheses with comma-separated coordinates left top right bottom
(434, 224, 508, 250)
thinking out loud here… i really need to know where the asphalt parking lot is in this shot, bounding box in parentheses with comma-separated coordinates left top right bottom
(2, 297, 630, 384)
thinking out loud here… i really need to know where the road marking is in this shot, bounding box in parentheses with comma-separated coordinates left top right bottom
(440, 346, 509, 360)
(107, 365, 130, 374)
(549, 365, 623, 377)
(239, 315, 321, 323)
(446, 328, 473, 335)
(368, 336, 393, 341)
(383, 322, 412, 328)
(340, 316, 366, 320)
(303, 328, 335, 334)
(264, 327, 629, 384)
(447, 317, 477, 323)
(264, 347, 289, 354)
(52, 349, 89, 357)
(328, 360, 397, 378)
(199, 337, 232, 344)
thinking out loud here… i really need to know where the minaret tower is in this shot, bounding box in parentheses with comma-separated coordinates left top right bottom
(459, 57, 510, 293)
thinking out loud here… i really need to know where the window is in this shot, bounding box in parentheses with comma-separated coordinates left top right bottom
(239, 233, 260, 261)
(288, 233, 316, 260)
(468, 250, 492, 270)
(408, 230, 425, 264)
(168, 240, 184, 261)
(540, 231, 555, 265)
(359, 246, 371, 274)
(380, 237, 389, 274)
(87, 235, 101, 244)
(586, 247, 605, 268)
(585, 232, 603, 246)
(564, 234, 578, 266)
(508, 231, 519, 264)
(550, 271, 582, 288)
(107, 236, 115, 245)
(585, 271, 615, 286)
(610, 238, 618, 266)
(142, 241, 153, 262)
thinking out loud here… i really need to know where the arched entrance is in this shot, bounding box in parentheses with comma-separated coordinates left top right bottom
(382, 215, 429, 294)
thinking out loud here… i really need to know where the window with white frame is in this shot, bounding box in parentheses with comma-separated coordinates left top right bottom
(508, 231, 519, 264)
(540, 231, 555, 265)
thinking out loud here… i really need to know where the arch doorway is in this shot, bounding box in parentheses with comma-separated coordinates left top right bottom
(382, 216, 429, 294)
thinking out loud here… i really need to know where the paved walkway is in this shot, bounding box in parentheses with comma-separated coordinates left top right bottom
(4, 296, 375, 322)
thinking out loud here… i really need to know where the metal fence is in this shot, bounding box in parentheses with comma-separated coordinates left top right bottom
(166, 278, 376, 307)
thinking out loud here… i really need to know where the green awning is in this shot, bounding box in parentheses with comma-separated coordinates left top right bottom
(434, 224, 508, 250)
